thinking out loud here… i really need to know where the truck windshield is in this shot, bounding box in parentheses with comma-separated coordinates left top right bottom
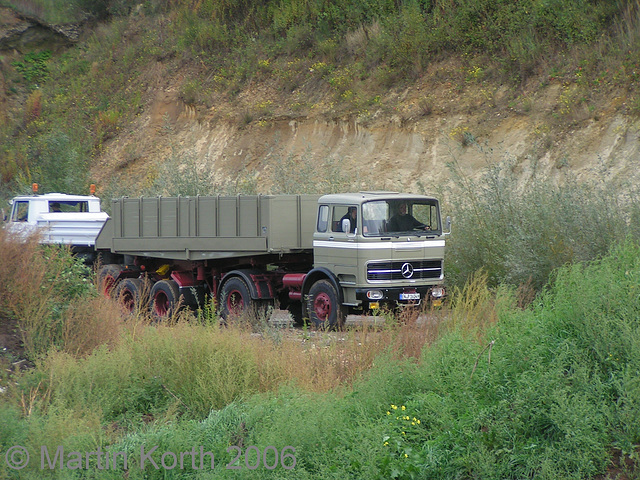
(362, 199, 441, 237)
(48, 201, 89, 213)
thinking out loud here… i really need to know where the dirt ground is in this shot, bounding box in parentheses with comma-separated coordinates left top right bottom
(0, 311, 31, 391)
(0, 311, 23, 359)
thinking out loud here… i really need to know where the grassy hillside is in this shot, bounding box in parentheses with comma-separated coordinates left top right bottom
(1, 0, 639, 198)
(2, 5, 640, 477)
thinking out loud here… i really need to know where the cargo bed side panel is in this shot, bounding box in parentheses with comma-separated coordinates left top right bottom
(97, 195, 319, 260)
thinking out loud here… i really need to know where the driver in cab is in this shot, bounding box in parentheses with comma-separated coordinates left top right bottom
(387, 202, 429, 232)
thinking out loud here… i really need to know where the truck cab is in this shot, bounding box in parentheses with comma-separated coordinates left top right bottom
(4, 191, 109, 263)
(307, 192, 447, 322)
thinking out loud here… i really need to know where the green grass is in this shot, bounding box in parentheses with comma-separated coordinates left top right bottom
(2, 240, 640, 478)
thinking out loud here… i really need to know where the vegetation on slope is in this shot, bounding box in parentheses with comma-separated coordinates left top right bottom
(1, 0, 640, 198)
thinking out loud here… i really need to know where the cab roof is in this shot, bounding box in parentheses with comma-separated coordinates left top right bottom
(10, 193, 100, 203)
(317, 191, 438, 205)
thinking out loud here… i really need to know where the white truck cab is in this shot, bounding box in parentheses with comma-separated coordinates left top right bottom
(4, 187, 108, 262)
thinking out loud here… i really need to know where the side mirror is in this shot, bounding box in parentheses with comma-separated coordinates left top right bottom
(341, 218, 351, 233)
(1, 208, 6, 222)
(444, 215, 452, 235)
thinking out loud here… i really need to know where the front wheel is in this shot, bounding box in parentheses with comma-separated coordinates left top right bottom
(307, 279, 346, 330)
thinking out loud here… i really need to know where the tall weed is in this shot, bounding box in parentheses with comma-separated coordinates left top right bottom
(0, 229, 120, 358)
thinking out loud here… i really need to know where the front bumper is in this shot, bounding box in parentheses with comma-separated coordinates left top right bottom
(355, 285, 446, 310)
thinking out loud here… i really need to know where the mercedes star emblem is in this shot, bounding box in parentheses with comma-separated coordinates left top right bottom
(401, 262, 414, 278)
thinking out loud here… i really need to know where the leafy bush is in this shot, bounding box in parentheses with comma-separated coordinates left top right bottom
(11, 50, 51, 89)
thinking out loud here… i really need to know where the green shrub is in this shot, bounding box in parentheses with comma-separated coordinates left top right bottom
(11, 50, 51, 90)
(21, 131, 89, 195)
(445, 155, 640, 291)
(0, 229, 99, 358)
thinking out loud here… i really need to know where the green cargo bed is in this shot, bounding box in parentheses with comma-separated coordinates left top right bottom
(95, 195, 319, 260)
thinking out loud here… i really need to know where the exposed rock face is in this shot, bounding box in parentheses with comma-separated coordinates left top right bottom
(93, 85, 640, 196)
(0, 7, 79, 52)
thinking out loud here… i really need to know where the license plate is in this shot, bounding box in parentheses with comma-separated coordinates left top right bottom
(400, 293, 420, 300)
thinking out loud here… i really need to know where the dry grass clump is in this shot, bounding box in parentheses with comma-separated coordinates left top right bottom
(0, 228, 124, 358)
(18, 303, 459, 424)
(61, 295, 124, 357)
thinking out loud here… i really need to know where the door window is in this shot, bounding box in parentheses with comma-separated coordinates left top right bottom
(11, 201, 29, 222)
(317, 205, 329, 232)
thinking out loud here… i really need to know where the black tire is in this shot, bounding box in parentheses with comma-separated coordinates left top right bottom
(219, 277, 269, 322)
(150, 280, 181, 319)
(307, 279, 346, 329)
(97, 264, 123, 298)
(219, 277, 251, 321)
(287, 301, 304, 326)
(115, 278, 146, 314)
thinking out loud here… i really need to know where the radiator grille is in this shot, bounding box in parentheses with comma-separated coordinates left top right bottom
(367, 260, 442, 281)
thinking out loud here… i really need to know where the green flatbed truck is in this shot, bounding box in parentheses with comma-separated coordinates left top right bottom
(95, 191, 449, 327)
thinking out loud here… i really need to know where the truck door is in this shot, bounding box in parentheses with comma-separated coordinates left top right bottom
(6, 200, 35, 238)
(313, 204, 359, 287)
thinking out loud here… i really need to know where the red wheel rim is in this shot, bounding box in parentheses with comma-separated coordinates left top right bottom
(103, 275, 116, 297)
(154, 291, 170, 316)
(313, 292, 331, 321)
(226, 289, 244, 314)
(121, 289, 135, 312)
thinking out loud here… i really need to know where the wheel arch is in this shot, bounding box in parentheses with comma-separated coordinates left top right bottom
(220, 269, 273, 301)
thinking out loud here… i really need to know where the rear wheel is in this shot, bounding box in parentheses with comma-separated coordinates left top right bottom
(97, 264, 123, 298)
(219, 277, 251, 321)
(219, 277, 270, 323)
(307, 279, 345, 329)
(115, 278, 146, 314)
(150, 280, 181, 319)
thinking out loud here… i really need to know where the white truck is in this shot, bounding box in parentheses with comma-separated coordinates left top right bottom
(3, 187, 109, 263)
